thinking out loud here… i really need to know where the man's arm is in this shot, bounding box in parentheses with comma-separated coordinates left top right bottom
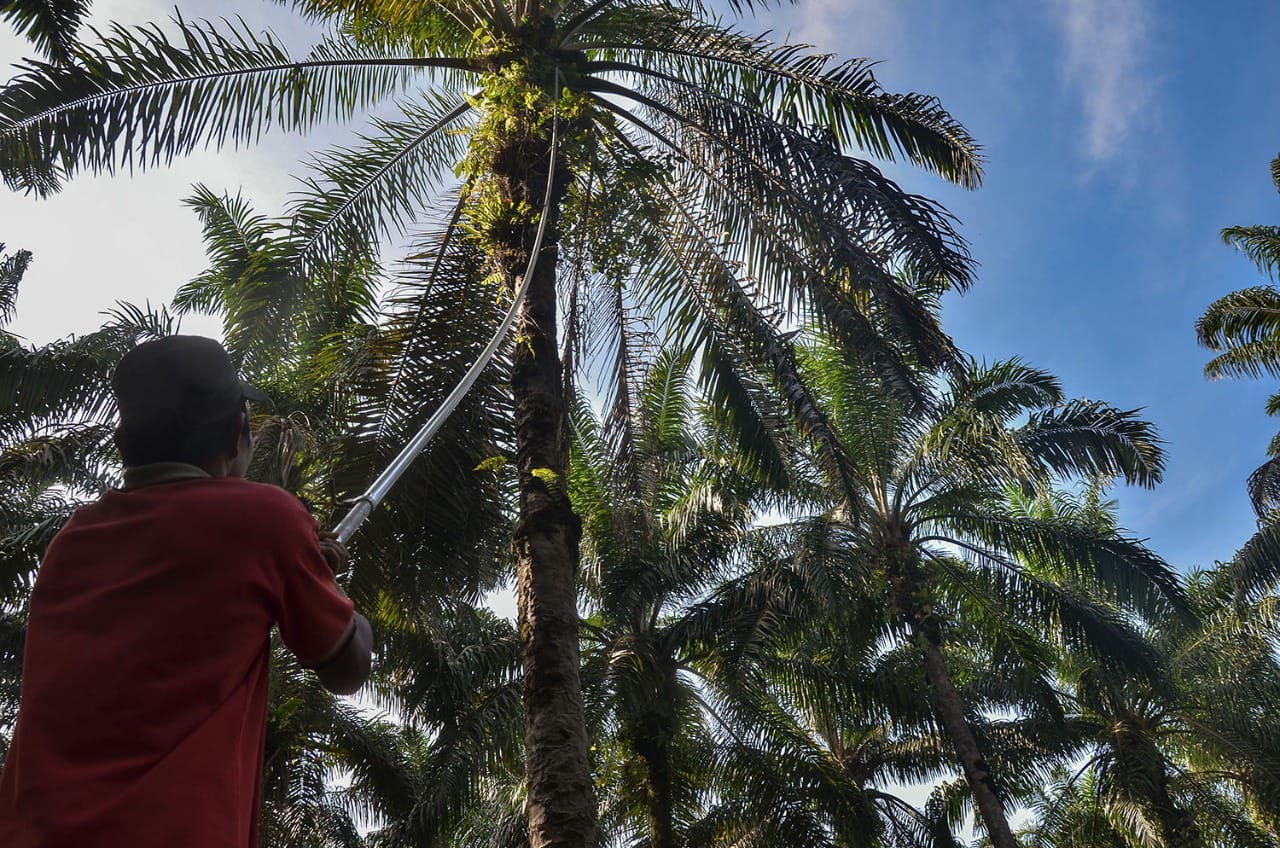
(312, 612, 372, 695)
(311, 531, 373, 695)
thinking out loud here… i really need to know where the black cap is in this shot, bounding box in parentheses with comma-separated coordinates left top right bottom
(112, 336, 267, 430)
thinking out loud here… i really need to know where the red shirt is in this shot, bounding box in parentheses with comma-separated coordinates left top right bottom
(0, 469, 356, 848)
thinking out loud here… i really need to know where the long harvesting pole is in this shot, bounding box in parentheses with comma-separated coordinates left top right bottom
(332, 79, 561, 544)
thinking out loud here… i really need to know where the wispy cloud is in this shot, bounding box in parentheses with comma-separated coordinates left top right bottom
(1050, 0, 1156, 163)
(758, 0, 899, 60)
(798, 0, 899, 55)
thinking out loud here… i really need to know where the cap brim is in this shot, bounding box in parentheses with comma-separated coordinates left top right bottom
(240, 380, 269, 403)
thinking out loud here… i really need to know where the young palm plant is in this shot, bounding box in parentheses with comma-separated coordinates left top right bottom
(0, 3, 984, 842)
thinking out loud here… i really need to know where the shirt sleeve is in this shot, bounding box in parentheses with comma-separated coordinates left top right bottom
(265, 494, 356, 667)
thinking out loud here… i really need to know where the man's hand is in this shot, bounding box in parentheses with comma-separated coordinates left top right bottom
(317, 531, 350, 575)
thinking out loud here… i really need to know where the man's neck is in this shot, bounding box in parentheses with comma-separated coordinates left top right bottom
(120, 463, 211, 490)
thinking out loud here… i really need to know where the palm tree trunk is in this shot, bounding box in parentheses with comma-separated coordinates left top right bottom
(485, 101, 596, 847)
(637, 734, 679, 848)
(912, 621, 1018, 848)
(1150, 764, 1202, 847)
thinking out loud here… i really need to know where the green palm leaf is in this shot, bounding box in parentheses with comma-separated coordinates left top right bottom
(0, 15, 473, 195)
(1, 0, 90, 63)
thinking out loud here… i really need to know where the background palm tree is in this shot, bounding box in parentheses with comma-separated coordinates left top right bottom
(738, 332, 1185, 848)
(1197, 152, 1280, 516)
(0, 3, 984, 842)
(1020, 585, 1280, 848)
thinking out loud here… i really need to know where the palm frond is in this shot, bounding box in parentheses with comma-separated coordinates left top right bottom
(937, 509, 1188, 623)
(1220, 227, 1280, 280)
(1017, 401, 1165, 489)
(1204, 338, 1280, 380)
(1246, 455, 1280, 517)
(950, 358, 1063, 420)
(576, 10, 982, 187)
(1225, 518, 1280, 604)
(1, 0, 90, 63)
(287, 91, 472, 264)
(1197, 285, 1280, 352)
(0, 243, 32, 328)
(0, 15, 474, 195)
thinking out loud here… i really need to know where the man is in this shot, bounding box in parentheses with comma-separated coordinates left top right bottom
(0, 335, 373, 847)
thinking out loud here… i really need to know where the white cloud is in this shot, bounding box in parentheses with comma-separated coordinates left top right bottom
(1049, 0, 1156, 163)
(758, 0, 900, 59)
(799, 0, 900, 55)
(0, 0, 330, 345)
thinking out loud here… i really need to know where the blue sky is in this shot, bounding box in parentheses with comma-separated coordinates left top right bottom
(754, 0, 1280, 571)
(4, 0, 1280, 571)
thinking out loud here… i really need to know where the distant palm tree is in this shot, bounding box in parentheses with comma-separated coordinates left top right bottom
(691, 563, 972, 848)
(571, 348, 969, 848)
(1020, 580, 1280, 848)
(1169, 572, 1280, 839)
(748, 336, 1186, 848)
(1197, 153, 1280, 516)
(1003, 489, 1280, 848)
(568, 348, 763, 847)
(0, 3, 985, 839)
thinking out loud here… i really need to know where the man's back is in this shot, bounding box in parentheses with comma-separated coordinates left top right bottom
(0, 473, 355, 848)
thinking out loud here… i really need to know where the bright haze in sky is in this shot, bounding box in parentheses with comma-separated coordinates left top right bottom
(3, 0, 1280, 574)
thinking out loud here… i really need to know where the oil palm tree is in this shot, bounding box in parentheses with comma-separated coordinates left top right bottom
(572, 347, 971, 848)
(1018, 765, 1277, 848)
(1, 3, 984, 841)
(1019, 585, 1280, 848)
(1168, 570, 1280, 839)
(993, 488, 1280, 848)
(742, 334, 1187, 848)
(569, 347, 771, 847)
(1197, 153, 1280, 515)
(689, 575, 970, 848)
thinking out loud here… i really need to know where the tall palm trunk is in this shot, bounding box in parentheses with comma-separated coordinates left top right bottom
(911, 620, 1018, 848)
(636, 729, 679, 848)
(1123, 736, 1203, 848)
(481, 67, 596, 848)
(1152, 779, 1202, 848)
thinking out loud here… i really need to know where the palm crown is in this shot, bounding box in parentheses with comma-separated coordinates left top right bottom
(729, 335, 1185, 848)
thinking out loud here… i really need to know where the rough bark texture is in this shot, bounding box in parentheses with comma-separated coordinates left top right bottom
(913, 622, 1018, 848)
(1152, 780, 1202, 848)
(1133, 739, 1203, 848)
(636, 722, 679, 848)
(489, 105, 597, 848)
(640, 742, 680, 848)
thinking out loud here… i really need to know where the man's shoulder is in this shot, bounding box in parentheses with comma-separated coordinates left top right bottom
(203, 478, 311, 511)
(161, 478, 314, 528)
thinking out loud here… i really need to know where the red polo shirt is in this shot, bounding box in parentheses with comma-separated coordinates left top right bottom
(0, 468, 356, 847)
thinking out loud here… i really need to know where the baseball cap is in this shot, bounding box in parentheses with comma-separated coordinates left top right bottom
(112, 335, 267, 430)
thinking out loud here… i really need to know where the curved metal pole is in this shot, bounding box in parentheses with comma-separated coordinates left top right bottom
(333, 76, 563, 544)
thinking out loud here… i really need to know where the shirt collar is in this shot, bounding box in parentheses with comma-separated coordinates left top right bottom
(121, 462, 211, 491)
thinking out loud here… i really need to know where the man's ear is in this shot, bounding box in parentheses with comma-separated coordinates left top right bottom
(229, 412, 250, 459)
